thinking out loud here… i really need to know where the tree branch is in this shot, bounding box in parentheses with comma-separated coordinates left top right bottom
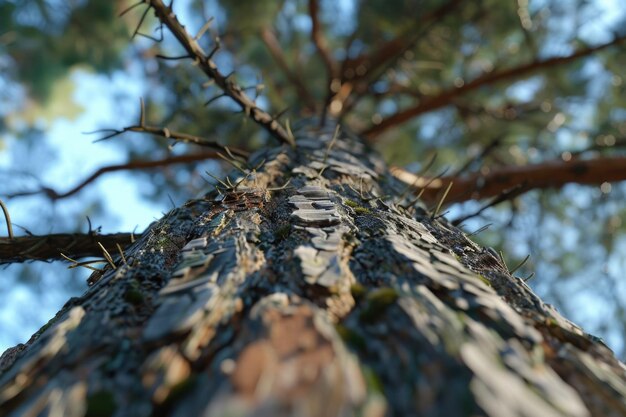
(7, 153, 220, 201)
(147, 0, 294, 146)
(451, 135, 503, 177)
(0, 233, 138, 264)
(91, 120, 249, 158)
(341, 0, 463, 86)
(308, 0, 339, 123)
(260, 28, 317, 112)
(363, 35, 626, 138)
(308, 0, 335, 81)
(392, 156, 626, 204)
(451, 185, 526, 226)
(336, 0, 465, 117)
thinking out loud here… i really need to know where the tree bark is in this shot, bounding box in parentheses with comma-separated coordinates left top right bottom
(1, 120, 625, 417)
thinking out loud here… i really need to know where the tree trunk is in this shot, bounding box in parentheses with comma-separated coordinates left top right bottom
(1, 120, 625, 417)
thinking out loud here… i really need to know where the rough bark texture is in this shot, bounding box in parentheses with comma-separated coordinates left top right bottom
(1, 121, 625, 417)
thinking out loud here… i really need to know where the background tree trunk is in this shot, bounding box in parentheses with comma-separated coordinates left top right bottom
(1, 121, 625, 417)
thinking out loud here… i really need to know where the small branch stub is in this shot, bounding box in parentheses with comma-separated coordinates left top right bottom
(0, 199, 13, 240)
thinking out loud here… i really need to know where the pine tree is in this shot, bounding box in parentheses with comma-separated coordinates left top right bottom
(1, 1, 626, 416)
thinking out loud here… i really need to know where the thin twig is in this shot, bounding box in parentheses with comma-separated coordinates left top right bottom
(88, 122, 248, 157)
(8, 153, 222, 201)
(132, 5, 153, 41)
(363, 34, 626, 138)
(130, 4, 165, 43)
(431, 181, 453, 219)
(308, 0, 335, 82)
(266, 178, 292, 191)
(317, 125, 341, 177)
(400, 167, 449, 210)
(147, 0, 294, 146)
(116, 244, 128, 265)
(338, 0, 465, 119)
(194, 17, 214, 40)
(451, 185, 524, 226)
(308, 0, 339, 124)
(97, 242, 117, 269)
(452, 135, 503, 177)
(467, 223, 492, 236)
(499, 251, 508, 271)
(0, 199, 13, 239)
(416, 167, 449, 200)
(260, 28, 316, 111)
(60, 253, 104, 272)
(155, 54, 191, 60)
(119, 1, 144, 17)
(398, 152, 437, 201)
(509, 254, 530, 275)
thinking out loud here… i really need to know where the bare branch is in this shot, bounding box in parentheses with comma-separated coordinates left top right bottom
(7, 153, 221, 201)
(132, 4, 152, 40)
(194, 17, 214, 41)
(118, 1, 144, 17)
(336, 0, 464, 117)
(392, 156, 626, 204)
(452, 135, 503, 177)
(147, 0, 294, 146)
(431, 181, 453, 219)
(127, 3, 165, 43)
(155, 53, 191, 60)
(451, 184, 525, 226)
(363, 35, 626, 138)
(342, 0, 463, 86)
(260, 28, 317, 112)
(308, 0, 339, 124)
(0, 233, 138, 264)
(308, 0, 335, 81)
(89, 121, 249, 158)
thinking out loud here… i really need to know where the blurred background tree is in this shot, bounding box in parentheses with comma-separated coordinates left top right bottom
(1, 0, 625, 357)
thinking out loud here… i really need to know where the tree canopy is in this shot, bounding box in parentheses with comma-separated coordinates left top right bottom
(1, 0, 625, 356)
